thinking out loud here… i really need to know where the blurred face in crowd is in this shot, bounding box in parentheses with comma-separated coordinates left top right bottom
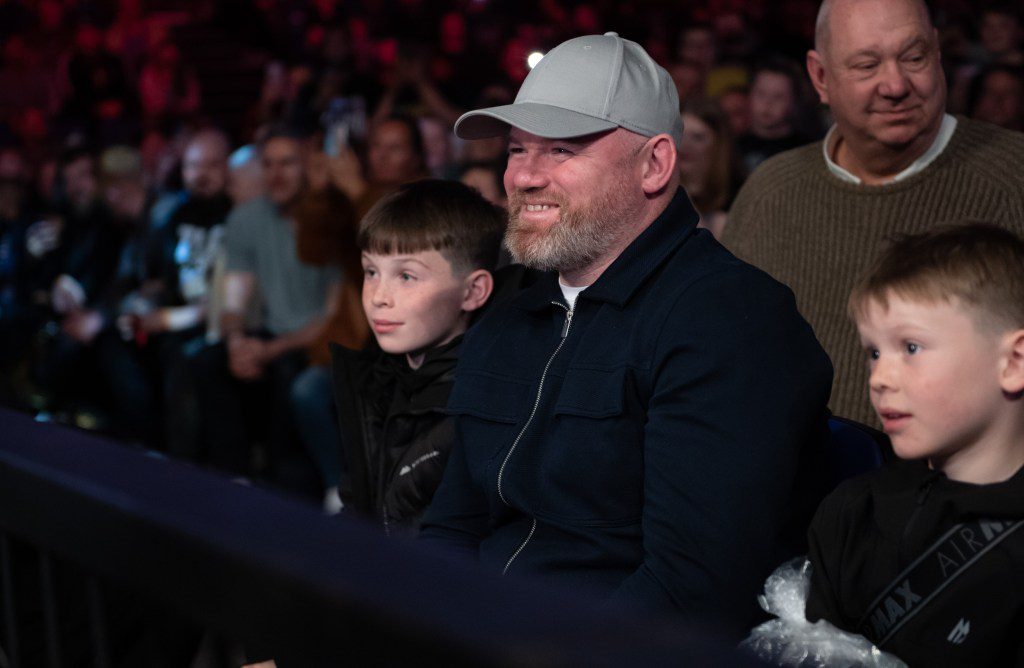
(807, 0, 945, 161)
(0, 149, 27, 220)
(980, 11, 1022, 59)
(503, 127, 647, 275)
(678, 112, 715, 190)
(368, 120, 421, 186)
(973, 70, 1024, 130)
(260, 136, 305, 207)
(182, 135, 229, 199)
(718, 88, 751, 136)
(749, 71, 796, 137)
(62, 155, 98, 214)
(460, 166, 506, 208)
(419, 117, 451, 173)
(679, 27, 716, 72)
(669, 61, 705, 105)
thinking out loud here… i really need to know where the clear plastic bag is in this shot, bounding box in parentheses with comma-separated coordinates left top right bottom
(740, 558, 907, 668)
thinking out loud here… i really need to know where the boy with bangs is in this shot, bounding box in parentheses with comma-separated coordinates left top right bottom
(805, 224, 1024, 665)
(328, 179, 504, 533)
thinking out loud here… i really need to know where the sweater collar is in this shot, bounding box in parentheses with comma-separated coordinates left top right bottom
(513, 188, 700, 312)
(822, 114, 958, 185)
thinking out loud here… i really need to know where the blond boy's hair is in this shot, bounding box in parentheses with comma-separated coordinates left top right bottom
(848, 223, 1024, 331)
(358, 179, 506, 275)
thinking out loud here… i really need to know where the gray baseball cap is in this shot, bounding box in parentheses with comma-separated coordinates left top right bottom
(455, 32, 683, 146)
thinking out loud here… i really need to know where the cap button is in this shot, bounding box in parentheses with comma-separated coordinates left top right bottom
(604, 31, 619, 37)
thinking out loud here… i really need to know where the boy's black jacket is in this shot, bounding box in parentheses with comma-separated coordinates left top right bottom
(330, 264, 542, 533)
(330, 338, 460, 533)
(806, 458, 1024, 666)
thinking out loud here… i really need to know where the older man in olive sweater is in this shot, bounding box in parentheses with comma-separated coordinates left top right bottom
(723, 0, 1024, 426)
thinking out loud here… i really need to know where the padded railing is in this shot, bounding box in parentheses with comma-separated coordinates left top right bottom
(0, 408, 749, 667)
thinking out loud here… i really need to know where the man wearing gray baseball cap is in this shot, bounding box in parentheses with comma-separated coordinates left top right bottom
(421, 33, 832, 636)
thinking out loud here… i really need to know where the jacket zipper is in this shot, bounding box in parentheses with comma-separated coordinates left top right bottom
(499, 301, 574, 574)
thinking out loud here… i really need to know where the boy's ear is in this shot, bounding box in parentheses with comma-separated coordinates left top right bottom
(460, 269, 493, 314)
(999, 329, 1024, 395)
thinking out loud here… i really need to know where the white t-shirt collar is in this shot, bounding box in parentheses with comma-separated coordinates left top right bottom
(822, 114, 958, 185)
(558, 280, 589, 310)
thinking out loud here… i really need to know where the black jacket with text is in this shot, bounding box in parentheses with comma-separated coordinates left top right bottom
(807, 459, 1024, 666)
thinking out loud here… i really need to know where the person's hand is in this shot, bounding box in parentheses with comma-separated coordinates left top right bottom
(51, 274, 86, 314)
(306, 150, 331, 191)
(227, 335, 267, 381)
(139, 309, 169, 334)
(328, 147, 367, 202)
(62, 309, 104, 343)
(26, 218, 62, 258)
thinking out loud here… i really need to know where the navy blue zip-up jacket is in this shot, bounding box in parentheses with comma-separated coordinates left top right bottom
(420, 189, 834, 635)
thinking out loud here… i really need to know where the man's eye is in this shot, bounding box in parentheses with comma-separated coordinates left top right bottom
(508, 146, 525, 155)
(854, 62, 878, 71)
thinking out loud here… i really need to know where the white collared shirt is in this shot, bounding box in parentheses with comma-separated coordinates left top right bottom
(822, 114, 958, 184)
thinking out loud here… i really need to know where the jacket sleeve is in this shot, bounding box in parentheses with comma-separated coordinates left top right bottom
(610, 267, 833, 637)
(418, 422, 491, 559)
(805, 489, 850, 629)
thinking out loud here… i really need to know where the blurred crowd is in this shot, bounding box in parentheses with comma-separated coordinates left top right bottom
(0, 0, 1021, 500)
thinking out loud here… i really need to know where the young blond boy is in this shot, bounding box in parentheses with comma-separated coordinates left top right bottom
(805, 224, 1024, 665)
(328, 179, 505, 533)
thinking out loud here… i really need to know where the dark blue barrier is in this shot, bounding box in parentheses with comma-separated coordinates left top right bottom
(0, 408, 755, 666)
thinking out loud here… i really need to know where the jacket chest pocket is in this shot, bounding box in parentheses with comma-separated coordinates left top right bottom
(541, 366, 644, 524)
(447, 370, 533, 482)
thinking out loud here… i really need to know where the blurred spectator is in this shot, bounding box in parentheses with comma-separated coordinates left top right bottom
(978, 3, 1023, 66)
(419, 115, 457, 178)
(738, 58, 810, 174)
(679, 100, 741, 239)
(0, 146, 42, 404)
(668, 59, 707, 107)
(330, 114, 427, 216)
(371, 45, 463, 129)
(677, 24, 718, 78)
(969, 64, 1024, 130)
(59, 23, 139, 144)
(717, 85, 751, 137)
(183, 127, 340, 488)
(138, 41, 202, 128)
(288, 158, 368, 511)
(459, 161, 506, 209)
(137, 130, 235, 454)
(227, 144, 264, 206)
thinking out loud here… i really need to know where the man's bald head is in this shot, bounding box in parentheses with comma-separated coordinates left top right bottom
(183, 129, 230, 199)
(815, 0, 934, 57)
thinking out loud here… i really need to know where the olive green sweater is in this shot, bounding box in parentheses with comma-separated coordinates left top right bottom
(723, 118, 1024, 425)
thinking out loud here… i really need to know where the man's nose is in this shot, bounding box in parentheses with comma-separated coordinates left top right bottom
(508, 154, 550, 191)
(878, 61, 911, 100)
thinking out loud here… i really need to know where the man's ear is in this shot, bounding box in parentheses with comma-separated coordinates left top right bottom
(461, 269, 494, 313)
(806, 49, 830, 105)
(639, 134, 677, 195)
(1000, 329, 1024, 395)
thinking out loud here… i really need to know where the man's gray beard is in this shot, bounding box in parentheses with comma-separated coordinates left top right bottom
(505, 186, 633, 274)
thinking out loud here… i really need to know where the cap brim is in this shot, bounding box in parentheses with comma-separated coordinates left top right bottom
(455, 102, 618, 140)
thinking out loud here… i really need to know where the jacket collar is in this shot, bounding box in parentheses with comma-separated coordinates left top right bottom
(513, 188, 699, 312)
